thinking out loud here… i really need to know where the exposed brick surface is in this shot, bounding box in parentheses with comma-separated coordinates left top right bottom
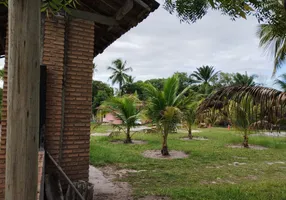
(61, 18, 94, 182)
(0, 30, 7, 199)
(0, 16, 94, 199)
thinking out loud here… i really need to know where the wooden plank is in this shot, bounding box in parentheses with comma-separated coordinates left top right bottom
(134, 0, 151, 11)
(6, 0, 40, 199)
(115, 0, 134, 20)
(69, 9, 118, 26)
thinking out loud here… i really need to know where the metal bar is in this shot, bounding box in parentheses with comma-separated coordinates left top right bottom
(46, 151, 85, 200)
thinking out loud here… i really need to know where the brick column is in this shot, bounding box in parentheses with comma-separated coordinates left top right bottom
(0, 34, 7, 199)
(61, 18, 94, 182)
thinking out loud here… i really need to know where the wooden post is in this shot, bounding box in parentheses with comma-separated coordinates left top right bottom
(5, 0, 41, 199)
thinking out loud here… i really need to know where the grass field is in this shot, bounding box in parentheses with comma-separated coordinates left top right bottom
(90, 127, 286, 200)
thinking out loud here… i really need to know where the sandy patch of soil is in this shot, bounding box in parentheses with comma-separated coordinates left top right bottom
(110, 140, 147, 144)
(180, 137, 208, 141)
(252, 132, 286, 137)
(142, 150, 188, 159)
(138, 196, 171, 200)
(91, 133, 110, 137)
(227, 144, 268, 150)
(89, 165, 170, 200)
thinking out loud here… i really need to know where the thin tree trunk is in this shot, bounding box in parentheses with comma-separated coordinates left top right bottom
(119, 81, 122, 96)
(243, 132, 249, 148)
(188, 125, 193, 139)
(6, 0, 41, 199)
(161, 127, 170, 156)
(124, 127, 132, 143)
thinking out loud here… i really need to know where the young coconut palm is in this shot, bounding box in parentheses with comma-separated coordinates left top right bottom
(145, 75, 190, 156)
(102, 95, 141, 143)
(182, 102, 198, 139)
(228, 97, 255, 148)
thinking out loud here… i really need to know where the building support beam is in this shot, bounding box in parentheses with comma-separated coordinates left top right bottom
(69, 9, 118, 26)
(6, 0, 40, 199)
(134, 0, 151, 11)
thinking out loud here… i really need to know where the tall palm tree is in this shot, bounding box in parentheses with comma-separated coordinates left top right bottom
(233, 72, 257, 86)
(257, 0, 286, 75)
(145, 75, 190, 156)
(275, 73, 286, 91)
(107, 59, 132, 95)
(191, 65, 219, 85)
(102, 95, 141, 143)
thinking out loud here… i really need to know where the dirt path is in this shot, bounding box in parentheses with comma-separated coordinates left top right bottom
(89, 165, 170, 200)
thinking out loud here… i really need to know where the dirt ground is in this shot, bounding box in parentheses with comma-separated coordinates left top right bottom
(142, 150, 188, 159)
(227, 144, 268, 150)
(89, 165, 170, 200)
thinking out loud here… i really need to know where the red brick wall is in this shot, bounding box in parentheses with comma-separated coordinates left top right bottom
(0, 15, 94, 199)
(43, 17, 65, 167)
(61, 18, 94, 182)
(0, 32, 8, 199)
(43, 17, 93, 182)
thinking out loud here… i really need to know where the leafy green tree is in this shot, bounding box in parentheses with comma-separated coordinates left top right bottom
(163, 0, 270, 24)
(145, 78, 165, 91)
(212, 72, 235, 88)
(122, 81, 148, 100)
(233, 72, 257, 86)
(145, 75, 190, 156)
(102, 95, 141, 143)
(257, 1, 286, 75)
(275, 73, 286, 91)
(191, 65, 220, 85)
(92, 80, 114, 116)
(107, 59, 132, 95)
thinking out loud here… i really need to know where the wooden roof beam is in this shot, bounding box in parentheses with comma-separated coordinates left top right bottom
(115, 0, 134, 20)
(69, 9, 119, 26)
(134, 0, 151, 11)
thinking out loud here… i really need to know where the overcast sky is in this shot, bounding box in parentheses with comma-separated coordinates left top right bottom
(94, 0, 286, 89)
(1, 1, 285, 89)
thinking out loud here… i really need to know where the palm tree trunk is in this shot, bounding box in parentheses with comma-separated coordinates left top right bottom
(243, 131, 249, 148)
(161, 126, 170, 156)
(119, 81, 122, 96)
(188, 125, 193, 139)
(124, 127, 132, 144)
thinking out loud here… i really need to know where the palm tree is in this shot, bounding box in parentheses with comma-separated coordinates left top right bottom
(198, 85, 286, 148)
(256, 0, 286, 75)
(233, 72, 257, 86)
(191, 65, 219, 85)
(107, 59, 132, 95)
(145, 75, 190, 156)
(275, 74, 286, 91)
(102, 95, 141, 143)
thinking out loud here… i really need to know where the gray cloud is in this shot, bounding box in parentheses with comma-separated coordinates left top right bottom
(94, 1, 276, 88)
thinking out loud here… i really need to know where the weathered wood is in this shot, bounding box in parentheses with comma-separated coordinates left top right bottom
(46, 152, 86, 200)
(65, 181, 93, 200)
(45, 173, 64, 200)
(115, 0, 133, 20)
(134, 0, 151, 11)
(5, 0, 41, 199)
(69, 9, 118, 26)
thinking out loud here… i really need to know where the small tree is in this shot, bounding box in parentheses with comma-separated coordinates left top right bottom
(102, 95, 141, 143)
(183, 103, 197, 139)
(228, 97, 255, 148)
(145, 75, 190, 156)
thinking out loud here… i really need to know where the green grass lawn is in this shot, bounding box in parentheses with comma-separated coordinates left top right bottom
(90, 127, 286, 200)
(90, 123, 113, 133)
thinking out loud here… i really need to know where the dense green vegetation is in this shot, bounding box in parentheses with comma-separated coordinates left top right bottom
(90, 127, 286, 200)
